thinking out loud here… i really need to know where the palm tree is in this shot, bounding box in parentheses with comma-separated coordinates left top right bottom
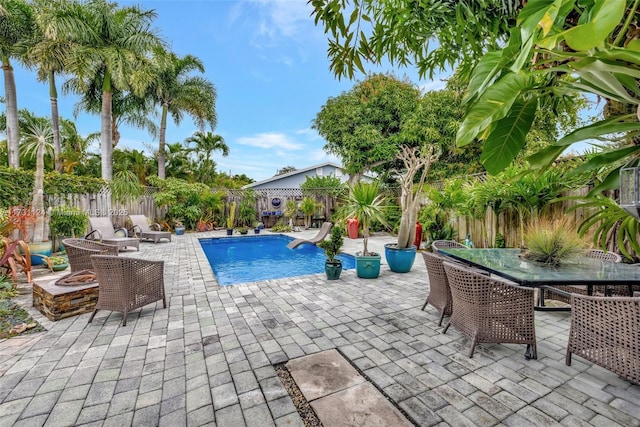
(164, 142, 193, 180)
(69, 81, 158, 148)
(25, 0, 84, 173)
(59, 118, 99, 174)
(185, 131, 228, 183)
(63, 0, 162, 180)
(148, 50, 217, 179)
(0, 0, 35, 168)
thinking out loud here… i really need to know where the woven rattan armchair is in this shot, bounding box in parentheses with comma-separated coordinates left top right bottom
(442, 261, 537, 359)
(566, 294, 640, 385)
(546, 249, 624, 303)
(62, 238, 119, 272)
(421, 252, 453, 326)
(89, 255, 166, 326)
(431, 240, 468, 253)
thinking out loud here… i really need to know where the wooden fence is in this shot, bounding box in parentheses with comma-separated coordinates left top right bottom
(46, 184, 613, 251)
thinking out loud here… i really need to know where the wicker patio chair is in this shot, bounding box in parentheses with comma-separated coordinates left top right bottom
(431, 240, 468, 253)
(545, 249, 623, 304)
(88, 255, 166, 326)
(566, 294, 640, 385)
(62, 238, 119, 272)
(86, 217, 140, 251)
(128, 215, 171, 243)
(442, 260, 537, 359)
(421, 252, 453, 326)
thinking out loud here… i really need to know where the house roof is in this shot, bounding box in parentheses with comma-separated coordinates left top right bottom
(243, 162, 346, 189)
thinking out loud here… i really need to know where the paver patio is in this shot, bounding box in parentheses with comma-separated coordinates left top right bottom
(0, 229, 639, 426)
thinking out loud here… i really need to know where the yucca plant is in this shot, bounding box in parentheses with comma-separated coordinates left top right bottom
(522, 218, 586, 267)
(341, 181, 389, 256)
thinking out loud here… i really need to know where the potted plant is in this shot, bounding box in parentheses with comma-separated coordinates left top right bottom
(342, 181, 389, 278)
(318, 224, 344, 280)
(174, 219, 185, 235)
(253, 222, 262, 234)
(385, 145, 438, 273)
(236, 226, 249, 235)
(45, 255, 69, 272)
(50, 206, 89, 251)
(226, 201, 236, 236)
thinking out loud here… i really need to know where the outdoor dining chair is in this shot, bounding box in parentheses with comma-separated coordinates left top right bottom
(431, 240, 468, 253)
(545, 249, 623, 303)
(89, 255, 166, 326)
(128, 214, 171, 243)
(442, 260, 537, 359)
(86, 217, 140, 251)
(421, 251, 453, 326)
(566, 294, 640, 385)
(62, 238, 119, 272)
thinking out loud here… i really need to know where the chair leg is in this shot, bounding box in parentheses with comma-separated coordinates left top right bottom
(162, 297, 167, 309)
(565, 350, 572, 366)
(88, 309, 98, 323)
(437, 311, 446, 327)
(443, 322, 451, 334)
(122, 311, 128, 327)
(468, 335, 479, 358)
(421, 299, 429, 311)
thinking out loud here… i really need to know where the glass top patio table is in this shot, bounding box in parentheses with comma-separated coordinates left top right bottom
(439, 248, 640, 311)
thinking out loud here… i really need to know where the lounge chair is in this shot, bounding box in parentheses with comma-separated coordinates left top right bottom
(89, 255, 166, 326)
(128, 215, 171, 243)
(287, 222, 333, 249)
(86, 217, 140, 251)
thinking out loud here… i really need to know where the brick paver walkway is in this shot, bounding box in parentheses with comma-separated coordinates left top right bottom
(0, 230, 639, 426)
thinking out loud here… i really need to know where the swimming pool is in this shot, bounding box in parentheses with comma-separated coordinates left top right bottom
(199, 234, 356, 286)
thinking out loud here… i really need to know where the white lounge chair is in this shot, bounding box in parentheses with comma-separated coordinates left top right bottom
(128, 215, 171, 243)
(86, 217, 140, 251)
(287, 222, 333, 249)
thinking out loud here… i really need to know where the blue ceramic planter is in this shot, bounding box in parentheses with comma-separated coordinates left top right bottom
(355, 252, 381, 279)
(29, 241, 52, 266)
(384, 244, 417, 273)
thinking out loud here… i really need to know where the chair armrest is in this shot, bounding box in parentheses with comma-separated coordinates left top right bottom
(129, 225, 142, 236)
(84, 229, 102, 240)
(114, 227, 128, 238)
(151, 223, 162, 231)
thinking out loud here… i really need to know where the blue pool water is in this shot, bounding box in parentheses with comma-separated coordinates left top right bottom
(199, 234, 356, 286)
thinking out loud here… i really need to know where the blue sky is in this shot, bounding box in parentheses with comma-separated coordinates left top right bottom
(9, 0, 447, 182)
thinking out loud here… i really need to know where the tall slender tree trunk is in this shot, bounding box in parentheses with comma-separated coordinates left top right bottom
(100, 70, 113, 181)
(157, 103, 168, 179)
(32, 139, 45, 242)
(101, 92, 113, 181)
(2, 58, 20, 168)
(49, 72, 62, 173)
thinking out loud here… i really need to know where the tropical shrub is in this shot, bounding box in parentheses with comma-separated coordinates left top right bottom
(49, 206, 89, 238)
(522, 218, 586, 267)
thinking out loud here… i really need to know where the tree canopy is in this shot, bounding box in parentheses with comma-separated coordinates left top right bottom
(310, 0, 521, 79)
(313, 73, 421, 181)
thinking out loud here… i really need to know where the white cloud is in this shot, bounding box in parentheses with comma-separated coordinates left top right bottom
(236, 132, 304, 150)
(419, 79, 448, 93)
